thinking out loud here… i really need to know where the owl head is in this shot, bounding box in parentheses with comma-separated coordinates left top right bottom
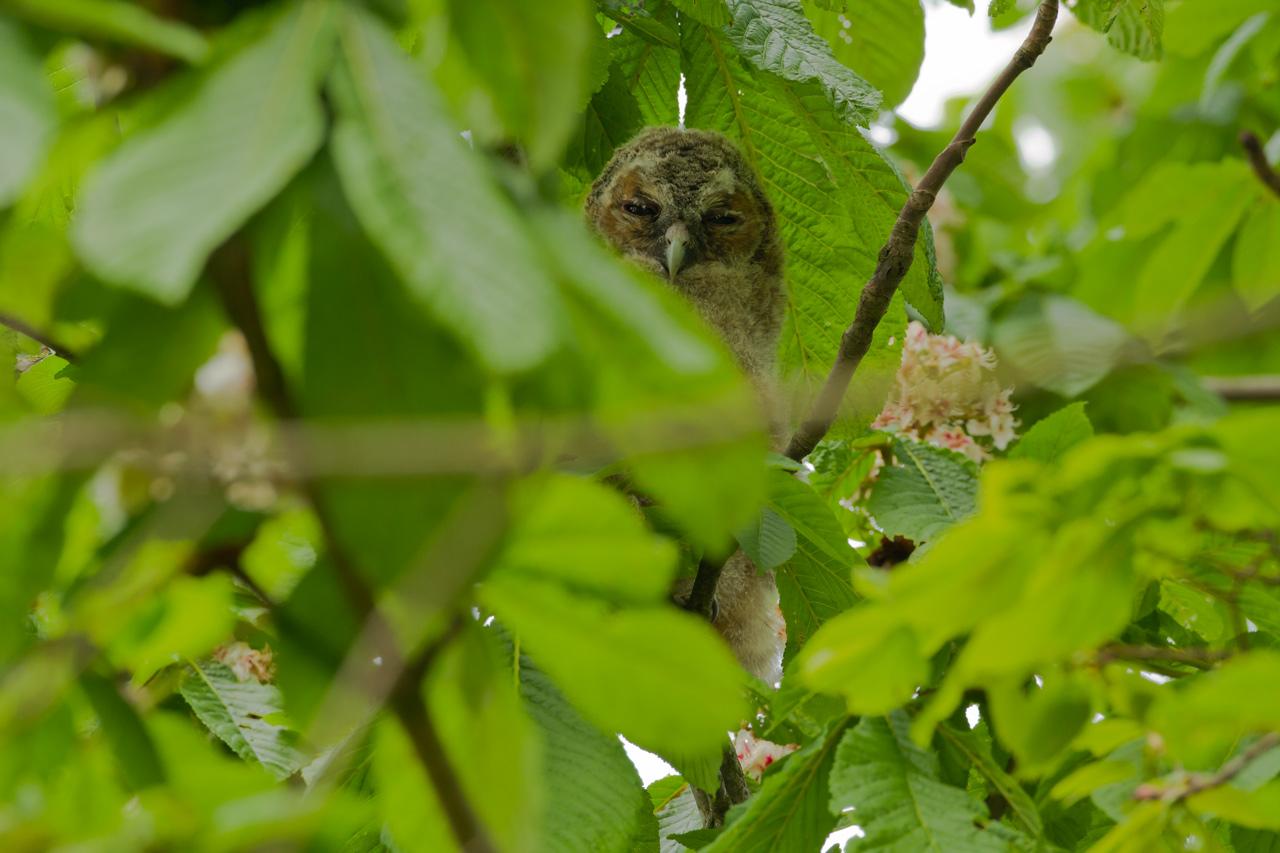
(586, 127, 785, 376)
(586, 127, 782, 284)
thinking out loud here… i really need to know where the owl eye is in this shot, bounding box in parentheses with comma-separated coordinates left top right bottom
(623, 200, 659, 218)
(705, 212, 739, 226)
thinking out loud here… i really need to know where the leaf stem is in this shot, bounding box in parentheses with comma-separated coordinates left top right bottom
(0, 311, 80, 363)
(783, 0, 1060, 462)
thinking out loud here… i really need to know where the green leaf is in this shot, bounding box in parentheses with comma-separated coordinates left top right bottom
(1234, 197, 1280, 313)
(15, 354, 74, 414)
(1163, 0, 1275, 56)
(481, 575, 748, 758)
(703, 718, 850, 853)
(598, 0, 682, 49)
(496, 475, 678, 604)
(672, 0, 732, 26)
(767, 470, 859, 658)
(1, 0, 209, 64)
(0, 17, 55, 207)
(1070, 0, 1165, 60)
(563, 60, 647, 183)
(992, 294, 1134, 397)
(179, 659, 306, 780)
(1148, 650, 1280, 766)
(72, 2, 335, 302)
(610, 14, 682, 125)
(935, 722, 1042, 837)
(445, 0, 597, 170)
(736, 507, 798, 571)
(988, 0, 1016, 16)
(80, 674, 166, 791)
(650, 776, 705, 853)
(329, 5, 565, 373)
(372, 717, 455, 853)
(681, 17, 940, 405)
(867, 439, 978, 543)
(518, 651, 647, 853)
(1049, 760, 1141, 807)
(1009, 403, 1094, 463)
(1190, 780, 1280, 831)
(805, 0, 924, 109)
(724, 0, 881, 126)
(830, 713, 1009, 852)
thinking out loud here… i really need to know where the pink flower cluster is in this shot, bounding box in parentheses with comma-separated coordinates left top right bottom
(872, 322, 1018, 463)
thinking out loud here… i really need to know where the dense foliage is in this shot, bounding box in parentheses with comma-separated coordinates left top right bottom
(0, 0, 1278, 851)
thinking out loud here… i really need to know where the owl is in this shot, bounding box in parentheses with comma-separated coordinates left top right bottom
(587, 127, 787, 683)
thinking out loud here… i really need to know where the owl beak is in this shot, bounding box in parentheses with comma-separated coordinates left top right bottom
(664, 222, 689, 282)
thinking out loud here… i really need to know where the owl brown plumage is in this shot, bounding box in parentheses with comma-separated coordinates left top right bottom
(587, 127, 787, 682)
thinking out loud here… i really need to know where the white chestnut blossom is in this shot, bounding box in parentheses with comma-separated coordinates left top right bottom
(872, 321, 1018, 462)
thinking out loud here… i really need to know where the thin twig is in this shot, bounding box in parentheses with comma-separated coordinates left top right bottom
(784, 0, 1060, 461)
(1203, 374, 1280, 401)
(1134, 732, 1280, 802)
(1096, 644, 1231, 669)
(1240, 131, 1280, 198)
(0, 311, 80, 363)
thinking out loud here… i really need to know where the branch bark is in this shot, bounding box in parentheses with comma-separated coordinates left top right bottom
(0, 311, 80, 363)
(207, 237, 490, 852)
(1203, 374, 1280, 402)
(784, 0, 1060, 462)
(1240, 131, 1280, 199)
(1134, 732, 1280, 803)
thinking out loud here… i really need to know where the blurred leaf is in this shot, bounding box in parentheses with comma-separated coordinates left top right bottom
(495, 475, 677, 605)
(1009, 402, 1093, 463)
(703, 718, 849, 853)
(517, 650, 646, 853)
(73, 2, 335, 302)
(1071, 0, 1165, 60)
(445, 0, 597, 169)
(563, 60, 647, 183)
(867, 438, 978, 543)
(1148, 650, 1280, 766)
(805, 0, 924, 109)
(992, 295, 1134, 397)
(425, 625, 544, 850)
(180, 659, 306, 780)
(1, 0, 209, 63)
(15, 354, 74, 414)
(987, 674, 1092, 773)
(1233, 197, 1280, 313)
(480, 575, 747, 758)
(1189, 779, 1280, 830)
(0, 17, 55, 207)
(80, 674, 165, 791)
(609, 10, 681, 125)
(724, 0, 880, 126)
(830, 713, 1010, 852)
(1164, 0, 1275, 57)
(330, 6, 565, 374)
(112, 574, 237, 684)
(372, 717, 454, 853)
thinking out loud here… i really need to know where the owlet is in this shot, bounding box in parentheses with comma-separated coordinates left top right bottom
(586, 127, 787, 682)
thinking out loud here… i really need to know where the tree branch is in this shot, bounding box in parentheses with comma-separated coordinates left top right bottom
(784, 0, 1060, 461)
(1203, 374, 1280, 401)
(1134, 732, 1280, 802)
(207, 237, 490, 851)
(0, 311, 80, 363)
(1096, 644, 1231, 670)
(389, 620, 496, 853)
(1240, 131, 1280, 199)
